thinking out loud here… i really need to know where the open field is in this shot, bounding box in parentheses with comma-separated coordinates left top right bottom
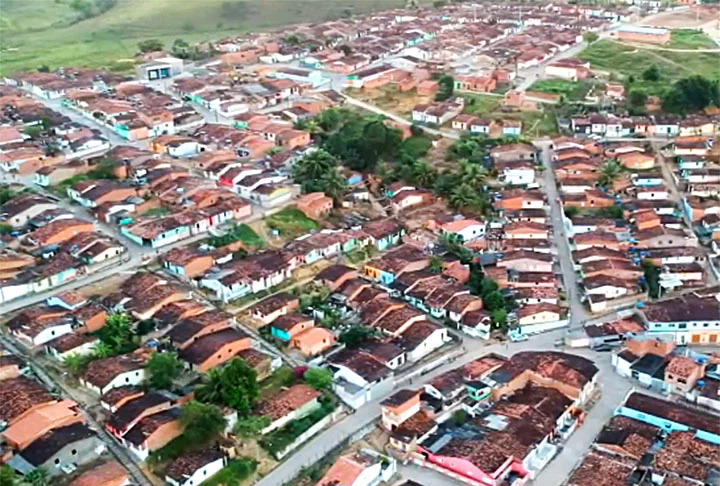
(0, 0, 417, 75)
(527, 79, 594, 102)
(667, 29, 718, 49)
(579, 40, 720, 96)
(642, 7, 719, 30)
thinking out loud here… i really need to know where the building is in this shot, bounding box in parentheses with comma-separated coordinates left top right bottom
(254, 384, 322, 434)
(165, 448, 227, 486)
(615, 25, 670, 45)
(317, 450, 397, 486)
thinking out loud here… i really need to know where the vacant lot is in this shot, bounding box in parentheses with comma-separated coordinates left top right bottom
(667, 29, 718, 49)
(527, 79, 594, 102)
(265, 208, 319, 238)
(0, 0, 416, 75)
(579, 40, 720, 96)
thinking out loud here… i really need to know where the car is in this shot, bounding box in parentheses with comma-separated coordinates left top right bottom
(594, 344, 613, 352)
(509, 333, 529, 343)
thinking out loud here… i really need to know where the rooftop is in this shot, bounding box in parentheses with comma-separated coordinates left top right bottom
(165, 448, 225, 483)
(254, 384, 322, 421)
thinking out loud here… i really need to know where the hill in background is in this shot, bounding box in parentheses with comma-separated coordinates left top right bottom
(0, 0, 409, 75)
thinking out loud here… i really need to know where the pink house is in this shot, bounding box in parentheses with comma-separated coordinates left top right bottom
(417, 444, 529, 485)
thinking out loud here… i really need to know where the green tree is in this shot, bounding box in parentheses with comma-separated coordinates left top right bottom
(642, 260, 661, 299)
(457, 159, 488, 188)
(99, 313, 135, 354)
(234, 415, 271, 438)
(21, 468, 48, 486)
(179, 401, 227, 444)
(0, 466, 16, 486)
(491, 309, 508, 329)
(62, 354, 93, 375)
(92, 341, 114, 359)
(663, 75, 720, 114)
(146, 352, 182, 390)
(410, 161, 436, 187)
(0, 187, 15, 204)
(428, 256, 443, 273)
(598, 159, 622, 188)
(137, 39, 164, 53)
(449, 183, 478, 209)
(564, 205, 580, 218)
(480, 278, 499, 298)
(171, 39, 191, 58)
(219, 359, 259, 416)
(195, 367, 224, 404)
(628, 90, 648, 109)
(304, 368, 333, 391)
(583, 32, 599, 43)
(642, 65, 660, 82)
(483, 291, 505, 311)
(339, 326, 375, 348)
(435, 75, 455, 101)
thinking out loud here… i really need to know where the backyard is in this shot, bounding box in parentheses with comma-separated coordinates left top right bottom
(527, 79, 595, 102)
(667, 29, 719, 49)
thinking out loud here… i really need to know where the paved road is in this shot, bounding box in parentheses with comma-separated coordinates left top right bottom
(536, 141, 590, 328)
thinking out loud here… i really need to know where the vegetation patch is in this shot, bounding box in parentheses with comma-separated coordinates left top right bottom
(204, 458, 258, 486)
(668, 29, 718, 50)
(265, 208, 319, 238)
(527, 79, 593, 102)
(209, 223, 264, 248)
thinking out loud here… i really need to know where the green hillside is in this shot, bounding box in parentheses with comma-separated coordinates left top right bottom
(0, 0, 411, 75)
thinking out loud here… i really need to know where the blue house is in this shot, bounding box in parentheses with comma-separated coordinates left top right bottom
(363, 218, 405, 251)
(616, 391, 720, 445)
(270, 313, 313, 341)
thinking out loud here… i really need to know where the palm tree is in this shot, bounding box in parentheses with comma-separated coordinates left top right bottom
(449, 183, 478, 209)
(411, 161, 436, 187)
(320, 171, 347, 201)
(598, 159, 622, 188)
(62, 355, 85, 375)
(195, 367, 224, 404)
(92, 342, 114, 359)
(457, 159, 488, 188)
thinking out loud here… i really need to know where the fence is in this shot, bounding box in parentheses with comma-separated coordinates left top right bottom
(273, 408, 343, 460)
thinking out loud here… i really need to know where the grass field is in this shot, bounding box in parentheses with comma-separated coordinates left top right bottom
(0, 0, 414, 75)
(460, 93, 501, 116)
(579, 40, 720, 96)
(265, 208, 319, 238)
(667, 29, 719, 50)
(527, 79, 593, 102)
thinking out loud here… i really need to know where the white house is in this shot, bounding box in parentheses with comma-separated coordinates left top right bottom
(165, 450, 227, 486)
(440, 219, 486, 242)
(9, 319, 74, 347)
(399, 321, 449, 363)
(328, 350, 393, 410)
(80, 355, 147, 395)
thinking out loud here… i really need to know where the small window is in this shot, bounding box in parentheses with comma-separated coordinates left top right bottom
(55, 459, 60, 465)
(71, 449, 77, 455)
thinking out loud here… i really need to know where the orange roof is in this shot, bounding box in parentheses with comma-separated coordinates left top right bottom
(318, 455, 366, 486)
(0, 126, 24, 144)
(69, 461, 128, 486)
(293, 327, 335, 350)
(441, 218, 482, 233)
(2, 400, 83, 449)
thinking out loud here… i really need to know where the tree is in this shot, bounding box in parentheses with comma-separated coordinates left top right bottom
(449, 183, 478, 209)
(195, 367, 224, 404)
(339, 326, 375, 348)
(21, 468, 48, 486)
(62, 354, 93, 375)
(92, 341, 114, 359)
(428, 256, 443, 273)
(146, 352, 182, 390)
(409, 161, 436, 187)
(642, 260, 661, 299)
(292, 149, 346, 199)
(137, 39, 164, 53)
(491, 309, 508, 329)
(564, 205, 580, 218)
(642, 65, 660, 82)
(457, 159, 488, 188)
(98, 313, 135, 354)
(628, 90, 648, 109)
(234, 415, 271, 438)
(663, 75, 719, 114)
(304, 368, 333, 390)
(480, 278, 499, 298)
(435, 75, 455, 101)
(219, 359, 259, 416)
(583, 32, 599, 43)
(0, 466, 16, 486)
(171, 39, 191, 58)
(598, 160, 622, 188)
(483, 291, 505, 312)
(180, 401, 227, 444)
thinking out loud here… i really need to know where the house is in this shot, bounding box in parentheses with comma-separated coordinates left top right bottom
(8, 423, 105, 477)
(1, 399, 83, 450)
(269, 313, 314, 342)
(491, 143, 536, 163)
(291, 327, 336, 357)
(634, 226, 696, 249)
(380, 389, 421, 431)
(640, 290, 720, 345)
(317, 450, 396, 486)
(178, 328, 251, 372)
(398, 320, 448, 362)
(120, 408, 183, 461)
(46, 333, 98, 361)
(315, 264, 358, 292)
(167, 310, 234, 349)
(544, 59, 591, 81)
(618, 152, 655, 170)
(162, 248, 215, 279)
(363, 245, 429, 286)
(664, 355, 705, 394)
(80, 354, 146, 395)
(363, 218, 405, 251)
(516, 303, 562, 326)
(68, 461, 129, 486)
(247, 292, 299, 325)
(296, 192, 333, 219)
(496, 189, 544, 210)
(165, 448, 227, 486)
(7, 315, 74, 348)
(440, 219, 486, 242)
(497, 160, 535, 186)
(0, 193, 58, 228)
(497, 250, 553, 273)
(254, 384, 322, 434)
(328, 349, 393, 409)
(503, 221, 548, 240)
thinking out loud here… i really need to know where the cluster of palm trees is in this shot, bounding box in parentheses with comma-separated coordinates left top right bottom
(598, 159, 623, 189)
(1, 466, 49, 486)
